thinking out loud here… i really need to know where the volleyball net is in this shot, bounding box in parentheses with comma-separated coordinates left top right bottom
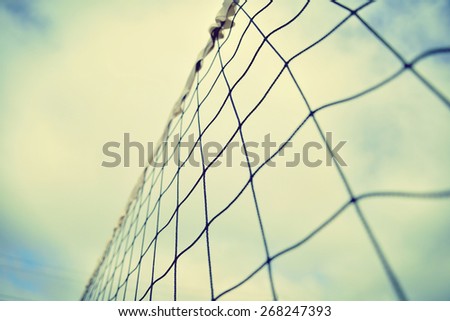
(82, 0, 450, 301)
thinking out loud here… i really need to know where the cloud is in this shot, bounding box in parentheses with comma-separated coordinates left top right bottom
(0, 0, 47, 29)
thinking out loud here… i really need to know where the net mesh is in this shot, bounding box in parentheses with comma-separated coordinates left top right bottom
(82, 0, 450, 301)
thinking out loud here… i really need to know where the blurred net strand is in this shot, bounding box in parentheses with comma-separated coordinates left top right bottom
(195, 73, 216, 300)
(148, 145, 167, 301)
(216, 47, 278, 300)
(82, 0, 450, 301)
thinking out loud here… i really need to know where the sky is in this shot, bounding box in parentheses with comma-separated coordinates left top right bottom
(0, 0, 449, 301)
(0, 0, 223, 300)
